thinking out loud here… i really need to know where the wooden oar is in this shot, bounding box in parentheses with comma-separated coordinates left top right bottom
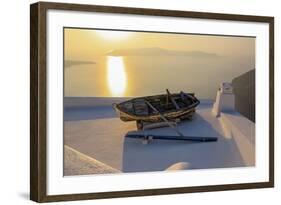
(144, 100, 218, 142)
(145, 100, 184, 137)
(126, 133, 218, 142)
(166, 89, 180, 109)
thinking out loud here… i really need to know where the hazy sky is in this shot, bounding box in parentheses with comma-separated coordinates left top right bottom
(64, 28, 255, 99)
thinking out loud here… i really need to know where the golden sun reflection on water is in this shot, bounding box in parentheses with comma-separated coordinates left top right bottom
(107, 56, 127, 96)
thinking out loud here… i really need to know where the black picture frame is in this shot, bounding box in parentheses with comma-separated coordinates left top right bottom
(30, 1, 274, 202)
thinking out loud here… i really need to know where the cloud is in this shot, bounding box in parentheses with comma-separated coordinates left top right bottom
(106, 47, 219, 57)
(65, 60, 96, 68)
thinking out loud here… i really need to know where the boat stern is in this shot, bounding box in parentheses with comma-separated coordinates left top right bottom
(112, 103, 135, 122)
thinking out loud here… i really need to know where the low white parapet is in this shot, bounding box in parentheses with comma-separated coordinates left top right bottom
(213, 82, 255, 166)
(219, 113, 255, 166)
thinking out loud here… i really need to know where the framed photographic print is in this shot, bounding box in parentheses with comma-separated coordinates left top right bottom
(30, 1, 274, 202)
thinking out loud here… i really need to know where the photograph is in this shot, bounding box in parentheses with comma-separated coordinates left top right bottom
(63, 28, 256, 176)
(30, 2, 274, 202)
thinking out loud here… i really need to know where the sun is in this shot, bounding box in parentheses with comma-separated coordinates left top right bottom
(96, 30, 131, 40)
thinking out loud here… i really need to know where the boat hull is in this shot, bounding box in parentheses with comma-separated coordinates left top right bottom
(114, 104, 196, 122)
(113, 92, 200, 123)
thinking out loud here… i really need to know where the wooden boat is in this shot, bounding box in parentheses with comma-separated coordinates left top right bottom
(113, 89, 200, 129)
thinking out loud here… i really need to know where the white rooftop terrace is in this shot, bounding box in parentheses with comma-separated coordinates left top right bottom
(64, 84, 255, 175)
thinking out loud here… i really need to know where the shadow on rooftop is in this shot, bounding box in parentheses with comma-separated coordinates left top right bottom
(122, 113, 245, 172)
